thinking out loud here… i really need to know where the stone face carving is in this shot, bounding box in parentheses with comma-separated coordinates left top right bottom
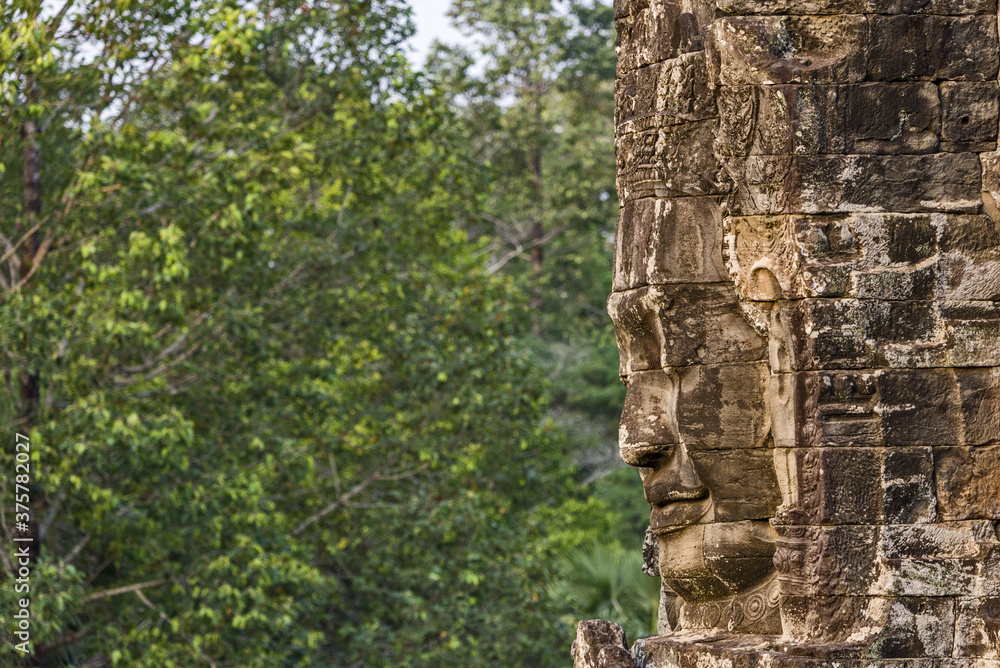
(592, 0, 1000, 664)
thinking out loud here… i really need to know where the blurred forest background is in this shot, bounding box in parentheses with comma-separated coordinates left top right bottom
(0, 1, 657, 665)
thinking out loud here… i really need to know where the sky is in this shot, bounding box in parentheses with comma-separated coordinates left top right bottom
(406, 0, 468, 65)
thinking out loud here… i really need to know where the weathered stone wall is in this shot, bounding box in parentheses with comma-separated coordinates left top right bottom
(597, 0, 1000, 665)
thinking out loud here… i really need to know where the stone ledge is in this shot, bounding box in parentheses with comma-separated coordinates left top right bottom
(632, 632, 866, 668)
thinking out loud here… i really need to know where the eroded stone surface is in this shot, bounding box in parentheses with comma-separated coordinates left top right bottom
(573, 620, 636, 668)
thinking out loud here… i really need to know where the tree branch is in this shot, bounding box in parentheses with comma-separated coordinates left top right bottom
(62, 534, 89, 565)
(289, 475, 377, 537)
(289, 464, 426, 537)
(82, 578, 168, 602)
(0, 221, 41, 267)
(487, 224, 567, 274)
(134, 588, 219, 668)
(0, 229, 54, 301)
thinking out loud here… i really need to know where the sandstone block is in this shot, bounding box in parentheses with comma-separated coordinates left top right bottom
(617, 2, 707, 76)
(942, 302, 1000, 367)
(724, 154, 982, 216)
(572, 620, 636, 668)
(877, 370, 964, 446)
(609, 287, 667, 374)
(613, 197, 726, 291)
(867, 597, 955, 659)
(867, 16, 999, 82)
(939, 251, 1000, 301)
(867, 0, 996, 12)
(676, 361, 772, 452)
(881, 548, 1000, 597)
(611, 283, 768, 372)
(776, 447, 883, 524)
(725, 215, 805, 300)
(954, 598, 1000, 659)
(715, 0, 867, 12)
(616, 121, 723, 202)
(667, 584, 782, 633)
(616, 52, 716, 136)
(709, 16, 868, 86)
(717, 85, 844, 157)
(885, 216, 938, 265)
(883, 448, 937, 525)
(800, 154, 984, 214)
(853, 266, 937, 301)
(773, 525, 879, 596)
(689, 448, 781, 521)
(666, 576, 735, 603)
(633, 632, 876, 668)
(844, 83, 940, 155)
(934, 445, 1000, 520)
(941, 82, 999, 150)
(715, 0, 995, 12)
(880, 522, 998, 561)
(726, 213, 953, 302)
(776, 299, 943, 370)
(955, 368, 1000, 446)
(940, 215, 1000, 255)
(777, 594, 869, 644)
(771, 525, 1000, 598)
(779, 212, 944, 279)
(620, 369, 680, 453)
(768, 368, 1000, 449)
(769, 370, 883, 450)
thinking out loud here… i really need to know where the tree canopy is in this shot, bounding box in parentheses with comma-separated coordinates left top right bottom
(0, 1, 654, 665)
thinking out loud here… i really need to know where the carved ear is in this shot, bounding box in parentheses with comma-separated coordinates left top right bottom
(982, 154, 1000, 224)
(768, 302, 792, 373)
(749, 267, 783, 300)
(983, 189, 1000, 224)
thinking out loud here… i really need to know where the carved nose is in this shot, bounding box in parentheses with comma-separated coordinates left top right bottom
(642, 444, 709, 506)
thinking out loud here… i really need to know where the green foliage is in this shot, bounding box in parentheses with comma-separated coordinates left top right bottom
(0, 1, 654, 666)
(590, 467, 654, 547)
(0, 1, 617, 665)
(428, 0, 624, 472)
(550, 541, 659, 644)
(425, 0, 658, 655)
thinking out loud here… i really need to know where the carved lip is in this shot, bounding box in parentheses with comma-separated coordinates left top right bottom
(649, 496, 712, 535)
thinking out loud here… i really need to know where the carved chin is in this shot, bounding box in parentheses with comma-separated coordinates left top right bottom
(658, 520, 777, 599)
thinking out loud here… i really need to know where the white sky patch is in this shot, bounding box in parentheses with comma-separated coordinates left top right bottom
(405, 0, 469, 66)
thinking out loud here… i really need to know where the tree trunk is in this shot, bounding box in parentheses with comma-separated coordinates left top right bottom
(20, 79, 41, 432)
(529, 83, 545, 331)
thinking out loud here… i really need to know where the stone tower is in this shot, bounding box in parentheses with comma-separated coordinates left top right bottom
(582, 0, 1000, 665)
